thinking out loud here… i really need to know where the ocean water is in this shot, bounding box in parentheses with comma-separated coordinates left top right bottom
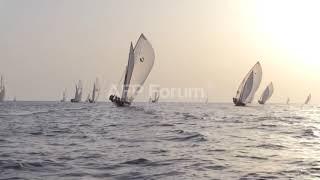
(0, 102, 319, 180)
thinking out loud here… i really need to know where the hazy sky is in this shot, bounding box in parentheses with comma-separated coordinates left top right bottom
(0, 0, 319, 103)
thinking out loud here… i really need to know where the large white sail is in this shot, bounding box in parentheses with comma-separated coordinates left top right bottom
(235, 62, 262, 105)
(258, 82, 274, 104)
(124, 34, 155, 103)
(305, 94, 311, 104)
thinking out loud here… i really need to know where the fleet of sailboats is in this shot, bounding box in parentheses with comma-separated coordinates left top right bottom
(0, 34, 317, 106)
(0, 75, 5, 102)
(258, 82, 274, 105)
(109, 34, 155, 106)
(233, 62, 262, 106)
(71, 80, 83, 103)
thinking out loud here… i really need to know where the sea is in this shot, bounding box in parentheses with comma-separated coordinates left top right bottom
(0, 102, 319, 180)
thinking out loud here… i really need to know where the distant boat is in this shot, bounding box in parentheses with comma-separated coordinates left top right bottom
(233, 62, 262, 106)
(286, 97, 290, 105)
(204, 96, 208, 104)
(258, 82, 274, 105)
(85, 93, 90, 103)
(149, 88, 160, 103)
(304, 93, 311, 105)
(0, 75, 6, 102)
(89, 78, 100, 103)
(71, 80, 83, 103)
(13, 97, 16, 102)
(109, 34, 155, 107)
(60, 89, 67, 102)
(204, 89, 209, 104)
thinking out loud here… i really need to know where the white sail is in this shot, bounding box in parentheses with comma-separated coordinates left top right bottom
(72, 80, 83, 102)
(259, 82, 274, 104)
(77, 80, 83, 102)
(304, 94, 311, 104)
(90, 78, 100, 102)
(124, 34, 155, 103)
(0, 75, 5, 102)
(235, 62, 262, 104)
(149, 87, 160, 103)
(61, 89, 66, 102)
(122, 43, 135, 101)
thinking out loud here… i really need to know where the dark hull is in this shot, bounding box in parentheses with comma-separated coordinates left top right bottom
(109, 95, 131, 107)
(233, 98, 246, 106)
(258, 100, 264, 105)
(71, 99, 80, 103)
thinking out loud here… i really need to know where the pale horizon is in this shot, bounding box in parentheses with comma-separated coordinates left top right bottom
(1, 0, 319, 103)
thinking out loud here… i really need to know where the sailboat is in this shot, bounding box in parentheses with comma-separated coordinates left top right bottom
(204, 89, 209, 104)
(60, 89, 67, 102)
(85, 94, 90, 103)
(304, 93, 311, 105)
(286, 97, 290, 105)
(0, 75, 6, 102)
(233, 62, 262, 106)
(149, 88, 160, 103)
(109, 34, 155, 107)
(258, 82, 274, 104)
(71, 80, 83, 103)
(89, 78, 100, 103)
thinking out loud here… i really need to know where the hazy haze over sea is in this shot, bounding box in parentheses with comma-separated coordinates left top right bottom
(0, 102, 320, 179)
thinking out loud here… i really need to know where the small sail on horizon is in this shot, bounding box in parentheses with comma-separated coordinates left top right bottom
(204, 88, 209, 104)
(71, 80, 83, 103)
(258, 82, 274, 105)
(286, 97, 290, 105)
(304, 93, 311, 105)
(150, 87, 160, 103)
(0, 75, 6, 102)
(61, 89, 67, 102)
(233, 62, 262, 106)
(109, 34, 155, 106)
(89, 78, 100, 103)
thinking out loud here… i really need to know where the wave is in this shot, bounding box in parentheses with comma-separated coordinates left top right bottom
(162, 131, 207, 142)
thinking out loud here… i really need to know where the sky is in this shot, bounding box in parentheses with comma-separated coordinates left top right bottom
(0, 0, 319, 103)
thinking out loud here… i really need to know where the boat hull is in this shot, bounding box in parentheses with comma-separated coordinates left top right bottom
(233, 98, 246, 106)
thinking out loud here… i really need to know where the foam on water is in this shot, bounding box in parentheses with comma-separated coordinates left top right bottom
(0, 102, 319, 179)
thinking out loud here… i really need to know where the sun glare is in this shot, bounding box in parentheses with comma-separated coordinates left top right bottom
(255, 0, 320, 66)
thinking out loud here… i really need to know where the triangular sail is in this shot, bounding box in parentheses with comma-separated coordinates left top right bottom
(0, 75, 5, 102)
(286, 98, 290, 105)
(305, 94, 311, 104)
(75, 80, 83, 102)
(121, 43, 135, 101)
(259, 82, 274, 104)
(124, 34, 155, 103)
(90, 78, 100, 102)
(235, 62, 262, 104)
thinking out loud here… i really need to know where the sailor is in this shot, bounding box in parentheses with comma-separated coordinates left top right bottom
(109, 95, 116, 102)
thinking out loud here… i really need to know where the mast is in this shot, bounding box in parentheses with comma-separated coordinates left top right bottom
(121, 42, 135, 101)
